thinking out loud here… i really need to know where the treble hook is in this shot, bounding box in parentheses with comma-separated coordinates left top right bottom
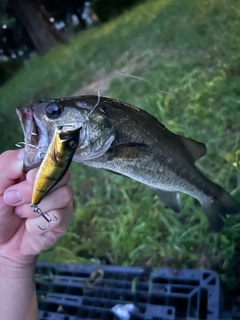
(31, 204, 58, 230)
(37, 214, 58, 230)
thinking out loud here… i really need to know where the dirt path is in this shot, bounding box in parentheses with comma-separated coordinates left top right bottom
(72, 50, 154, 96)
(72, 73, 114, 96)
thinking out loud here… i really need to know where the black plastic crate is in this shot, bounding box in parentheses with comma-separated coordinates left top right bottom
(36, 263, 232, 320)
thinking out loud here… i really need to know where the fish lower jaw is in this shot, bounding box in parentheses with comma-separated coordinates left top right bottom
(38, 134, 49, 155)
(22, 117, 49, 172)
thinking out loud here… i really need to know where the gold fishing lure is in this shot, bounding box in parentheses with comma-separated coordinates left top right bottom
(31, 125, 80, 227)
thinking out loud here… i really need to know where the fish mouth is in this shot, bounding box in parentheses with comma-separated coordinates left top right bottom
(16, 107, 49, 172)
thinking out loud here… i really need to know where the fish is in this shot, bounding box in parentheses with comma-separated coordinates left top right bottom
(31, 124, 81, 206)
(16, 95, 240, 232)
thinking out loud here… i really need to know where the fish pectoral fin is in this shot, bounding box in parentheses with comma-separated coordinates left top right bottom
(150, 187, 181, 213)
(107, 143, 148, 159)
(177, 134, 207, 161)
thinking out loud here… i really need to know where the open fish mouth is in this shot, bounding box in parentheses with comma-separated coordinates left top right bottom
(16, 106, 49, 172)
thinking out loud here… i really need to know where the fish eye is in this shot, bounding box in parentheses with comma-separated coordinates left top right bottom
(68, 140, 77, 149)
(46, 103, 62, 119)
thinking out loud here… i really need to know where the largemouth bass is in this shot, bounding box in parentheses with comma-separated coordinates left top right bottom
(16, 95, 240, 231)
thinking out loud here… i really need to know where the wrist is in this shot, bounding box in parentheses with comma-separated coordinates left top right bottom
(0, 255, 37, 279)
(0, 256, 38, 320)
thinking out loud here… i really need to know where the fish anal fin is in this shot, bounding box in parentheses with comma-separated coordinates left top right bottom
(177, 134, 207, 161)
(150, 187, 181, 213)
(107, 143, 148, 159)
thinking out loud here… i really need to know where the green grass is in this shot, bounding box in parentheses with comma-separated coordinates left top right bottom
(0, 0, 240, 291)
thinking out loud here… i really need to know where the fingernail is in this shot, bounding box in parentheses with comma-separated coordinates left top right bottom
(17, 149, 24, 160)
(3, 190, 23, 205)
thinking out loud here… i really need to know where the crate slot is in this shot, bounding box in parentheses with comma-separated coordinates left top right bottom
(36, 263, 231, 320)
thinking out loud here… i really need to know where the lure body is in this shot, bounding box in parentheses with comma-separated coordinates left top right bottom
(31, 125, 80, 205)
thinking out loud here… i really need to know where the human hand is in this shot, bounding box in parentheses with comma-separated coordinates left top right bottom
(0, 149, 73, 267)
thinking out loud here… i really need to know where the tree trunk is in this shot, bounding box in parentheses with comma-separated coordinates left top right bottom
(10, 0, 67, 55)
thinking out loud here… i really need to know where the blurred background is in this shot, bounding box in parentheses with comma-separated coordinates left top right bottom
(0, 0, 240, 306)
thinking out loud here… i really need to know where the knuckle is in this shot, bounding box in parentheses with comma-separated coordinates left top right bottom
(15, 203, 32, 218)
(60, 185, 73, 206)
(65, 170, 71, 181)
(14, 205, 25, 217)
(0, 151, 10, 169)
(26, 168, 39, 185)
(60, 170, 71, 185)
(0, 198, 7, 211)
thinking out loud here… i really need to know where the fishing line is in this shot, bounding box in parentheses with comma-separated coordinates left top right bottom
(87, 71, 177, 119)
(15, 141, 44, 151)
(87, 71, 198, 121)
(86, 72, 123, 118)
(113, 72, 194, 110)
(116, 72, 172, 95)
(15, 142, 39, 149)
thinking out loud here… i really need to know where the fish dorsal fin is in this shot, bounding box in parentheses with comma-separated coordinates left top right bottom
(177, 135, 207, 161)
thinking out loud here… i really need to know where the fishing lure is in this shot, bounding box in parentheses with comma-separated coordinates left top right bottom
(31, 125, 81, 229)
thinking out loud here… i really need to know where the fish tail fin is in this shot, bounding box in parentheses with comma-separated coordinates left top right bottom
(215, 189, 240, 215)
(201, 189, 240, 232)
(201, 203, 224, 232)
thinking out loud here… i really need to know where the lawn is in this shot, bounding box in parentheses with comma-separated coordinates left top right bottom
(0, 0, 240, 294)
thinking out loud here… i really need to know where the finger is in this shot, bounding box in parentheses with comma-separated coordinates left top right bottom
(0, 150, 24, 239)
(3, 170, 71, 207)
(3, 180, 32, 207)
(0, 206, 21, 244)
(0, 150, 24, 196)
(14, 185, 73, 219)
(26, 202, 73, 236)
(0, 191, 21, 242)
